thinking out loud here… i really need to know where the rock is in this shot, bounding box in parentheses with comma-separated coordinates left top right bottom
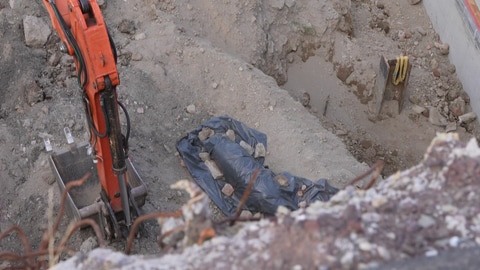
(131, 53, 143, 61)
(301, 92, 310, 107)
(9, 0, 28, 9)
(199, 152, 210, 162)
(446, 64, 456, 74)
(48, 52, 62, 66)
(428, 107, 448, 126)
(136, 107, 145, 114)
(134, 32, 147, 40)
(430, 58, 439, 69)
(80, 237, 98, 253)
(416, 27, 427, 36)
(434, 42, 449, 55)
(23, 16, 51, 48)
(24, 81, 44, 106)
(254, 143, 266, 158)
(46, 176, 56, 185)
(449, 97, 466, 117)
(211, 82, 219, 89)
(411, 104, 426, 114)
(198, 127, 214, 141)
(275, 174, 289, 186)
(239, 210, 253, 219)
(118, 19, 136, 34)
(458, 112, 477, 124)
(205, 160, 223, 179)
(445, 122, 457, 133)
(408, 0, 422, 5)
(221, 184, 234, 196)
(186, 104, 196, 114)
(285, 0, 295, 8)
(334, 62, 354, 83)
(446, 89, 460, 102)
(418, 214, 436, 229)
(268, 0, 285, 9)
(225, 129, 235, 141)
(432, 68, 441, 78)
(97, 0, 107, 9)
(239, 140, 254, 156)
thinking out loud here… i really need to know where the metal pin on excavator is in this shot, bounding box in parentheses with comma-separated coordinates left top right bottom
(42, 0, 147, 239)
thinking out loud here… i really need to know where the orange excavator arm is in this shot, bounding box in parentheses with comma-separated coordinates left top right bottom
(43, 0, 135, 234)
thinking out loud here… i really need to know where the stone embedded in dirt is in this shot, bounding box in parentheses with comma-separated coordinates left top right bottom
(80, 237, 98, 253)
(8, 0, 28, 9)
(434, 42, 449, 55)
(131, 52, 143, 61)
(24, 81, 44, 106)
(428, 107, 448, 126)
(432, 68, 441, 78)
(430, 58, 439, 69)
(118, 19, 136, 34)
(199, 152, 210, 161)
(23, 16, 51, 48)
(225, 129, 235, 141)
(300, 92, 310, 107)
(134, 32, 147, 40)
(198, 127, 214, 141)
(211, 82, 219, 89)
(408, 0, 422, 5)
(418, 214, 436, 229)
(268, 0, 285, 10)
(334, 62, 354, 83)
(205, 160, 223, 179)
(136, 107, 145, 114)
(97, 0, 107, 9)
(186, 104, 196, 114)
(411, 104, 426, 114)
(445, 122, 457, 133)
(239, 140, 254, 156)
(221, 183, 234, 196)
(48, 52, 61, 67)
(446, 63, 456, 74)
(416, 26, 427, 36)
(449, 97, 466, 117)
(458, 112, 477, 124)
(254, 143, 266, 158)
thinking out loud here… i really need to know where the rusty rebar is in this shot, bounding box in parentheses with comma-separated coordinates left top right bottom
(52, 218, 104, 263)
(0, 225, 34, 267)
(125, 210, 182, 255)
(230, 169, 260, 226)
(0, 251, 32, 269)
(344, 160, 384, 189)
(39, 172, 91, 252)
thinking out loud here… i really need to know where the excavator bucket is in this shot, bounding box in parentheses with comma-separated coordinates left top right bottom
(48, 140, 147, 227)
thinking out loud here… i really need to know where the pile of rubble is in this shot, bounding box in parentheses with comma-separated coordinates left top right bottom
(52, 132, 480, 269)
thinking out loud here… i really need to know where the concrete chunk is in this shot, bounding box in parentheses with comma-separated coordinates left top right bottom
(23, 16, 51, 48)
(205, 160, 223, 179)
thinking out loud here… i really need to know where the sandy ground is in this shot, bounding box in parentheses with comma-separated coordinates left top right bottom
(0, 0, 478, 264)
